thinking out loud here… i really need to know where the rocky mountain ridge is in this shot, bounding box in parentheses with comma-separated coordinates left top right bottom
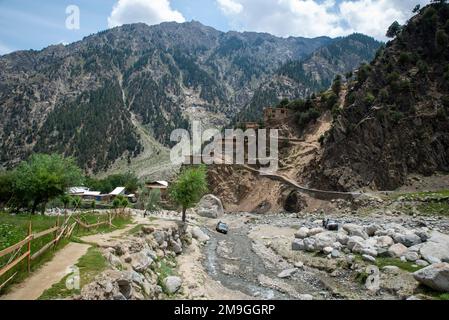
(0, 21, 379, 173)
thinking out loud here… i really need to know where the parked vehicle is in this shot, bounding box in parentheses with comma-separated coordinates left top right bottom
(216, 221, 229, 234)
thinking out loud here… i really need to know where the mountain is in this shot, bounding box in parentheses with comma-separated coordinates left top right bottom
(236, 33, 382, 123)
(308, 3, 449, 191)
(0, 21, 377, 174)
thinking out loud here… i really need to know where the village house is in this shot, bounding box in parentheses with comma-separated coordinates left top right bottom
(68, 187, 101, 201)
(145, 181, 169, 198)
(263, 107, 293, 125)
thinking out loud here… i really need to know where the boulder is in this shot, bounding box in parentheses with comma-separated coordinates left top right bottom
(362, 254, 376, 263)
(405, 251, 419, 262)
(416, 259, 430, 267)
(376, 236, 394, 248)
(295, 227, 309, 239)
(364, 224, 379, 237)
(419, 232, 449, 263)
(308, 227, 324, 237)
(323, 247, 334, 255)
(362, 248, 378, 257)
(342, 224, 369, 239)
(292, 239, 305, 251)
(413, 263, 449, 292)
(331, 249, 341, 259)
(337, 233, 349, 245)
(277, 268, 297, 279)
(303, 238, 316, 252)
(163, 276, 182, 294)
(141, 226, 155, 234)
(393, 233, 422, 247)
(191, 227, 210, 243)
(195, 194, 224, 218)
(169, 239, 183, 254)
(131, 252, 153, 273)
(388, 243, 408, 258)
(314, 232, 338, 250)
(347, 236, 365, 251)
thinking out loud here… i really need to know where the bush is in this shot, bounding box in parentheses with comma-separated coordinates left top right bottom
(398, 52, 411, 65)
(298, 108, 321, 127)
(390, 110, 404, 124)
(436, 29, 449, 51)
(363, 92, 376, 106)
(357, 64, 371, 83)
(417, 60, 429, 73)
(326, 92, 339, 110)
(379, 88, 389, 102)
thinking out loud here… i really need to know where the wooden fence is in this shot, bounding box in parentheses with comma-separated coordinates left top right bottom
(0, 213, 113, 291)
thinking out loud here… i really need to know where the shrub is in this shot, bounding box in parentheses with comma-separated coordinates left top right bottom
(436, 29, 449, 51)
(364, 92, 376, 106)
(379, 88, 389, 102)
(398, 52, 411, 65)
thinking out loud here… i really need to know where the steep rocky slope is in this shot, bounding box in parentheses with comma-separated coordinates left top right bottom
(236, 34, 381, 123)
(308, 3, 449, 191)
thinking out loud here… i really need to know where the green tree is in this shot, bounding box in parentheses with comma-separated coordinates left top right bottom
(169, 166, 208, 223)
(60, 194, 73, 210)
(386, 21, 402, 38)
(13, 154, 84, 214)
(0, 170, 15, 208)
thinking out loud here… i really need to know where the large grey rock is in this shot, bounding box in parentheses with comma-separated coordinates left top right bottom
(303, 238, 316, 252)
(376, 236, 394, 248)
(364, 224, 379, 237)
(277, 268, 297, 279)
(292, 239, 305, 251)
(394, 233, 422, 247)
(413, 263, 449, 292)
(195, 194, 224, 218)
(343, 224, 369, 240)
(163, 276, 182, 294)
(388, 243, 408, 258)
(405, 251, 419, 262)
(169, 239, 183, 254)
(191, 226, 210, 243)
(337, 233, 349, 245)
(295, 227, 309, 239)
(419, 231, 449, 263)
(347, 236, 365, 251)
(308, 227, 324, 236)
(131, 252, 153, 272)
(314, 232, 338, 250)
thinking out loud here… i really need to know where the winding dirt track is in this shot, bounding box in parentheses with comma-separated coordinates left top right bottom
(0, 215, 147, 300)
(0, 243, 90, 300)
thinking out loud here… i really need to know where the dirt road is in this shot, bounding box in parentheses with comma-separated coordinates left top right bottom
(0, 243, 90, 300)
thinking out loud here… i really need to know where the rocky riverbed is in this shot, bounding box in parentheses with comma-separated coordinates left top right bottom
(74, 199, 449, 301)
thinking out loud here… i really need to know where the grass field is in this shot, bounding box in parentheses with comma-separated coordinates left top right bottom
(0, 211, 131, 294)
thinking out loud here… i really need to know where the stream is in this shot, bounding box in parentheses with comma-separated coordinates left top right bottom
(202, 222, 332, 300)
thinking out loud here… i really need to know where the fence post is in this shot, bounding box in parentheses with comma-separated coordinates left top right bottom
(27, 221, 32, 273)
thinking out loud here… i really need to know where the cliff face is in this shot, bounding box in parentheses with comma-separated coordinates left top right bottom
(308, 3, 449, 191)
(236, 34, 382, 123)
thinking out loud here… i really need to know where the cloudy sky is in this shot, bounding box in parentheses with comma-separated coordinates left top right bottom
(0, 0, 431, 55)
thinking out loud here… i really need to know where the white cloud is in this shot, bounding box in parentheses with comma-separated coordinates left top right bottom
(217, 0, 244, 15)
(216, 0, 432, 40)
(108, 0, 185, 28)
(0, 42, 13, 55)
